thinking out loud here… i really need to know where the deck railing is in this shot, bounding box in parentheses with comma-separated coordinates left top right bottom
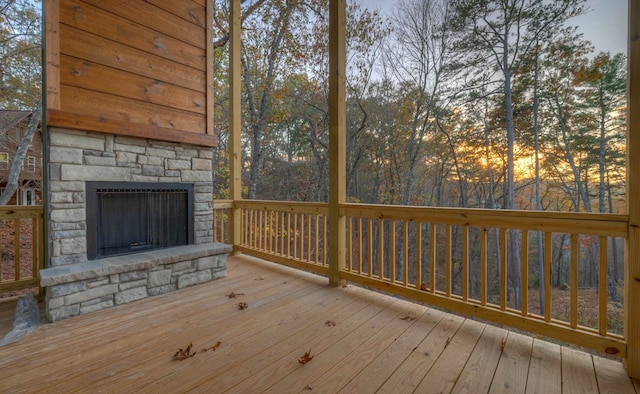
(0, 206, 45, 297)
(213, 200, 628, 357)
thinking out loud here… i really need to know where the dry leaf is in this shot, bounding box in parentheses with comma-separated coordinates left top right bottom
(420, 282, 427, 291)
(174, 343, 195, 361)
(400, 315, 416, 321)
(200, 341, 222, 353)
(298, 349, 314, 365)
(238, 302, 248, 310)
(227, 292, 245, 299)
(304, 384, 313, 390)
(500, 337, 507, 351)
(444, 337, 451, 348)
(325, 320, 336, 326)
(255, 276, 264, 281)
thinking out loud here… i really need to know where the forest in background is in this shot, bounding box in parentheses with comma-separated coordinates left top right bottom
(211, 0, 628, 322)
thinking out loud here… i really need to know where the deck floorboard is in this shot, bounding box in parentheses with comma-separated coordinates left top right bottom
(0, 255, 637, 393)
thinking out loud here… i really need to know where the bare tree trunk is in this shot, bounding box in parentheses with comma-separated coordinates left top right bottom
(503, 51, 521, 309)
(533, 40, 545, 315)
(0, 100, 41, 205)
(243, 3, 294, 199)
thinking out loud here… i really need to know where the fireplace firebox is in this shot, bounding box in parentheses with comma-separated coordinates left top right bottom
(86, 182, 194, 260)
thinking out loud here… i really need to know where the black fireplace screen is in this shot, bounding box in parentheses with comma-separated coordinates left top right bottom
(86, 182, 194, 260)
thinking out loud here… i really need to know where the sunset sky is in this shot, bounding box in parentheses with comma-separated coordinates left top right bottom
(359, 0, 628, 55)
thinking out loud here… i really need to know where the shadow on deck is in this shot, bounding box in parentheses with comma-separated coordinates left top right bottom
(0, 255, 638, 393)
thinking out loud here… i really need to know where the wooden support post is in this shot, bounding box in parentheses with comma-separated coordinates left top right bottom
(328, 0, 346, 286)
(228, 0, 242, 253)
(626, 0, 640, 378)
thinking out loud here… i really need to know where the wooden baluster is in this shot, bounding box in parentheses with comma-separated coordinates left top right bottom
(446, 224, 452, 297)
(570, 234, 579, 329)
(403, 221, 409, 286)
(599, 236, 608, 335)
(357, 217, 362, 275)
(307, 214, 312, 263)
(368, 218, 373, 277)
(521, 229, 529, 316)
(500, 228, 507, 310)
(286, 212, 291, 258)
(544, 232, 553, 322)
(416, 223, 422, 290)
(378, 219, 384, 280)
(430, 223, 436, 294)
(462, 225, 469, 302)
(32, 217, 38, 280)
(347, 216, 352, 271)
(323, 215, 327, 266)
(481, 227, 487, 306)
(315, 215, 320, 265)
(390, 220, 396, 283)
(14, 219, 20, 281)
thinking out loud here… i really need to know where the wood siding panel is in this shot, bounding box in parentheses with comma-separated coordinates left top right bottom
(60, 86, 205, 133)
(60, 24, 205, 92)
(59, 0, 204, 70)
(81, 0, 205, 49)
(60, 55, 206, 115)
(146, 0, 206, 27)
(47, 0, 214, 146)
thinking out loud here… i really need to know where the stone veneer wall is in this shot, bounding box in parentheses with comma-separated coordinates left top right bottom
(48, 128, 214, 267)
(41, 128, 227, 322)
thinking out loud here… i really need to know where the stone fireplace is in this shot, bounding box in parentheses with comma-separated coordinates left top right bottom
(40, 128, 230, 322)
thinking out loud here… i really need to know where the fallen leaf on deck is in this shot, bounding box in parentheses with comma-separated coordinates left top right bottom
(304, 384, 313, 390)
(238, 302, 248, 310)
(420, 282, 427, 291)
(226, 292, 245, 298)
(298, 349, 314, 365)
(500, 337, 506, 351)
(200, 341, 222, 353)
(174, 343, 195, 361)
(255, 276, 264, 281)
(400, 315, 416, 321)
(325, 320, 336, 326)
(445, 337, 451, 348)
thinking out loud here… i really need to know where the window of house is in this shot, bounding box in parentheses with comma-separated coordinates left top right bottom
(22, 189, 36, 206)
(0, 152, 8, 169)
(27, 156, 36, 172)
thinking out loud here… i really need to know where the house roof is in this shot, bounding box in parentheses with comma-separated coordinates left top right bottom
(0, 110, 31, 132)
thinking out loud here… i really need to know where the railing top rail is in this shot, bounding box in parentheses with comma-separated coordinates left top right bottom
(0, 205, 44, 220)
(341, 203, 629, 237)
(235, 199, 329, 214)
(216, 200, 628, 237)
(213, 200, 234, 209)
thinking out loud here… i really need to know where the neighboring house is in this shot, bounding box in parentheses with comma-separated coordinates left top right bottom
(0, 110, 43, 205)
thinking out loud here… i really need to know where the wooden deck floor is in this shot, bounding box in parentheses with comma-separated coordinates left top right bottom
(0, 255, 638, 393)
